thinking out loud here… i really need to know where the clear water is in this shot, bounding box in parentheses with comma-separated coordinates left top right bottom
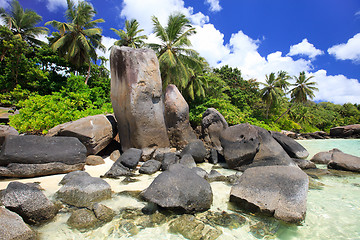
(0, 139, 359, 240)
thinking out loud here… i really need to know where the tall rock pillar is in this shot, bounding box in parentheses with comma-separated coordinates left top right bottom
(110, 46, 170, 151)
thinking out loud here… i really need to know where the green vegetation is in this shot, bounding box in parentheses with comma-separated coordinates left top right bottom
(0, 0, 359, 135)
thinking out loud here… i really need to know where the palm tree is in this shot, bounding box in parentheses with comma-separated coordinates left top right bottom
(46, 0, 105, 84)
(275, 70, 291, 93)
(260, 72, 283, 119)
(110, 19, 147, 49)
(148, 13, 206, 90)
(0, 0, 48, 46)
(275, 71, 318, 123)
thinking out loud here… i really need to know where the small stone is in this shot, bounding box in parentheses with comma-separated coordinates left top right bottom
(161, 152, 178, 171)
(86, 155, 105, 166)
(139, 160, 162, 174)
(110, 150, 121, 161)
(179, 154, 196, 168)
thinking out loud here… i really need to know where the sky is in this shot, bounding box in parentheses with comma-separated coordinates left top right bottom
(1, 0, 360, 104)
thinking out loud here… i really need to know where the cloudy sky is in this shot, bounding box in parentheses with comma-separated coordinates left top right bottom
(2, 0, 360, 104)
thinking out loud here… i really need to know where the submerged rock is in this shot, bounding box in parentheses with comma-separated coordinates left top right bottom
(292, 158, 316, 170)
(57, 173, 112, 207)
(230, 166, 309, 223)
(67, 209, 98, 231)
(203, 211, 246, 229)
(0, 206, 35, 240)
(328, 151, 360, 172)
(1, 181, 59, 225)
(169, 214, 222, 240)
(92, 203, 115, 223)
(142, 164, 213, 212)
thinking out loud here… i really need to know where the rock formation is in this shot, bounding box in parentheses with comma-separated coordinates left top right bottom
(110, 46, 169, 151)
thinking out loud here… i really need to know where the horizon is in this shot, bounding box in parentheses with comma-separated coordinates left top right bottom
(2, 0, 360, 104)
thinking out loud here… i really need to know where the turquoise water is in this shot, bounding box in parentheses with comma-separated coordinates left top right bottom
(1, 139, 360, 239)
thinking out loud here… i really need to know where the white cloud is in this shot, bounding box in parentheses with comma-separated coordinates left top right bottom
(288, 38, 324, 59)
(117, 0, 360, 104)
(189, 24, 229, 66)
(355, 10, 360, 16)
(205, 0, 222, 12)
(0, 0, 10, 9)
(313, 70, 360, 104)
(328, 33, 360, 62)
(218, 31, 312, 83)
(40, 0, 80, 12)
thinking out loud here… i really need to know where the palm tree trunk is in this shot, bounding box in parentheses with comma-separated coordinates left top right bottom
(274, 103, 294, 123)
(85, 63, 91, 85)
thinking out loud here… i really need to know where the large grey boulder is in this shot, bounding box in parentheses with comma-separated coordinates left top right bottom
(247, 127, 295, 170)
(164, 84, 197, 148)
(202, 108, 228, 152)
(330, 124, 360, 138)
(142, 164, 213, 212)
(110, 46, 170, 151)
(0, 125, 18, 148)
(271, 131, 309, 159)
(57, 172, 112, 207)
(328, 151, 360, 172)
(220, 123, 260, 169)
(0, 206, 35, 240)
(1, 182, 59, 225)
(180, 139, 207, 163)
(46, 114, 116, 155)
(0, 135, 86, 177)
(310, 149, 341, 164)
(230, 166, 309, 223)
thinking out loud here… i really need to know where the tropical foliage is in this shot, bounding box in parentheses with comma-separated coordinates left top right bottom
(148, 13, 206, 91)
(0, 0, 48, 46)
(111, 19, 147, 48)
(46, 0, 105, 83)
(0, 0, 358, 135)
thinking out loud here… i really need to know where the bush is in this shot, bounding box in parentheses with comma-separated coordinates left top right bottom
(9, 92, 113, 134)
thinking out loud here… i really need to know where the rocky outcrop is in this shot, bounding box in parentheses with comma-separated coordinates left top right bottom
(230, 166, 309, 223)
(57, 171, 112, 207)
(110, 46, 169, 151)
(271, 131, 309, 159)
(142, 164, 213, 212)
(164, 84, 196, 148)
(47, 114, 116, 155)
(220, 123, 260, 169)
(0, 125, 18, 148)
(202, 108, 228, 152)
(1, 182, 59, 225)
(328, 151, 360, 172)
(0, 135, 86, 178)
(180, 139, 207, 163)
(0, 206, 35, 240)
(330, 124, 360, 138)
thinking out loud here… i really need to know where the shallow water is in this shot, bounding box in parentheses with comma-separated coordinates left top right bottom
(1, 139, 359, 240)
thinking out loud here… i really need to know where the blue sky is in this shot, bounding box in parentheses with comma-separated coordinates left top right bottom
(2, 0, 360, 104)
